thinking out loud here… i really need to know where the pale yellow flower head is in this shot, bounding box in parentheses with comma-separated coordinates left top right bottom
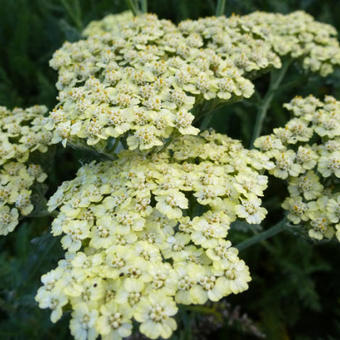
(36, 131, 272, 339)
(255, 95, 340, 241)
(50, 10, 340, 154)
(82, 10, 134, 37)
(178, 14, 282, 76)
(0, 105, 52, 235)
(89, 11, 340, 77)
(0, 105, 53, 165)
(242, 11, 340, 76)
(49, 13, 256, 151)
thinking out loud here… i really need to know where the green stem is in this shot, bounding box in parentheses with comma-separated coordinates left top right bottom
(125, 0, 139, 15)
(193, 95, 244, 128)
(151, 131, 179, 156)
(236, 218, 288, 251)
(200, 113, 213, 130)
(112, 138, 120, 153)
(68, 141, 116, 160)
(250, 60, 292, 147)
(140, 0, 147, 13)
(215, 0, 226, 16)
(60, 0, 83, 31)
(158, 136, 174, 152)
(107, 137, 120, 153)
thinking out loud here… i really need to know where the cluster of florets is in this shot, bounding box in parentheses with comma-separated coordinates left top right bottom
(255, 95, 340, 241)
(49, 14, 254, 150)
(0, 105, 52, 164)
(36, 131, 273, 340)
(84, 11, 281, 78)
(0, 105, 52, 235)
(48, 11, 340, 152)
(243, 11, 340, 76)
(83, 10, 134, 37)
(0, 162, 47, 235)
(86, 11, 340, 78)
(178, 15, 282, 77)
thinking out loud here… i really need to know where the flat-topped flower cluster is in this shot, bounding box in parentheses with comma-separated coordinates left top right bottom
(48, 11, 340, 154)
(255, 95, 340, 241)
(82, 10, 134, 37)
(178, 15, 282, 76)
(243, 11, 340, 76)
(49, 14, 254, 151)
(36, 131, 273, 340)
(85, 11, 340, 77)
(0, 105, 52, 165)
(175, 11, 340, 76)
(0, 105, 52, 235)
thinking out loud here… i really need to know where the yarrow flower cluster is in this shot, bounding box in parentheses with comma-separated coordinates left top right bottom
(48, 10, 340, 154)
(255, 95, 340, 241)
(35, 131, 273, 340)
(0, 105, 52, 235)
(82, 10, 134, 37)
(83, 11, 281, 78)
(241, 11, 340, 76)
(178, 14, 282, 76)
(0, 105, 52, 164)
(85, 11, 340, 77)
(49, 14, 254, 150)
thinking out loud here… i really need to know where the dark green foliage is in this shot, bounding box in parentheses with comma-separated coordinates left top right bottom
(0, 219, 68, 339)
(1, 0, 340, 339)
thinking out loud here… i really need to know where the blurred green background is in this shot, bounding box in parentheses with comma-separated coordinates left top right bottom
(1, 0, 340, 339)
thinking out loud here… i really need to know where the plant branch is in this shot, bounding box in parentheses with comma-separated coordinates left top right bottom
(67, 141, 116, 161)
(107, 137, 120, 153)
(140, 0, 147, 13)
(236, 218, 288, 251)
(194, 96, 245, 129)
(250, 60, 292, 147)
(216, 0, 226, 16)
(60, 0, 83, 31)
(125, 0, 139, 15)
(200, 112, 214, 130)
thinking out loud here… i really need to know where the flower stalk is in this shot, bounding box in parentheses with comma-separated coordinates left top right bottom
(236, 218, 288, 251)
(125, 0, 139, 16)
(216, 0, 226, 16)
(125, 0, 147, 15)
(250, 60, 292, 147)
(60, 0, 83, 31)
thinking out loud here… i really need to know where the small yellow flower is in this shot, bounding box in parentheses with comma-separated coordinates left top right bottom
(0, 205, 19, 235)
(134, 293, 178, 339)
(96, 302, 133, 340)
(70, 303, 98, 340)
